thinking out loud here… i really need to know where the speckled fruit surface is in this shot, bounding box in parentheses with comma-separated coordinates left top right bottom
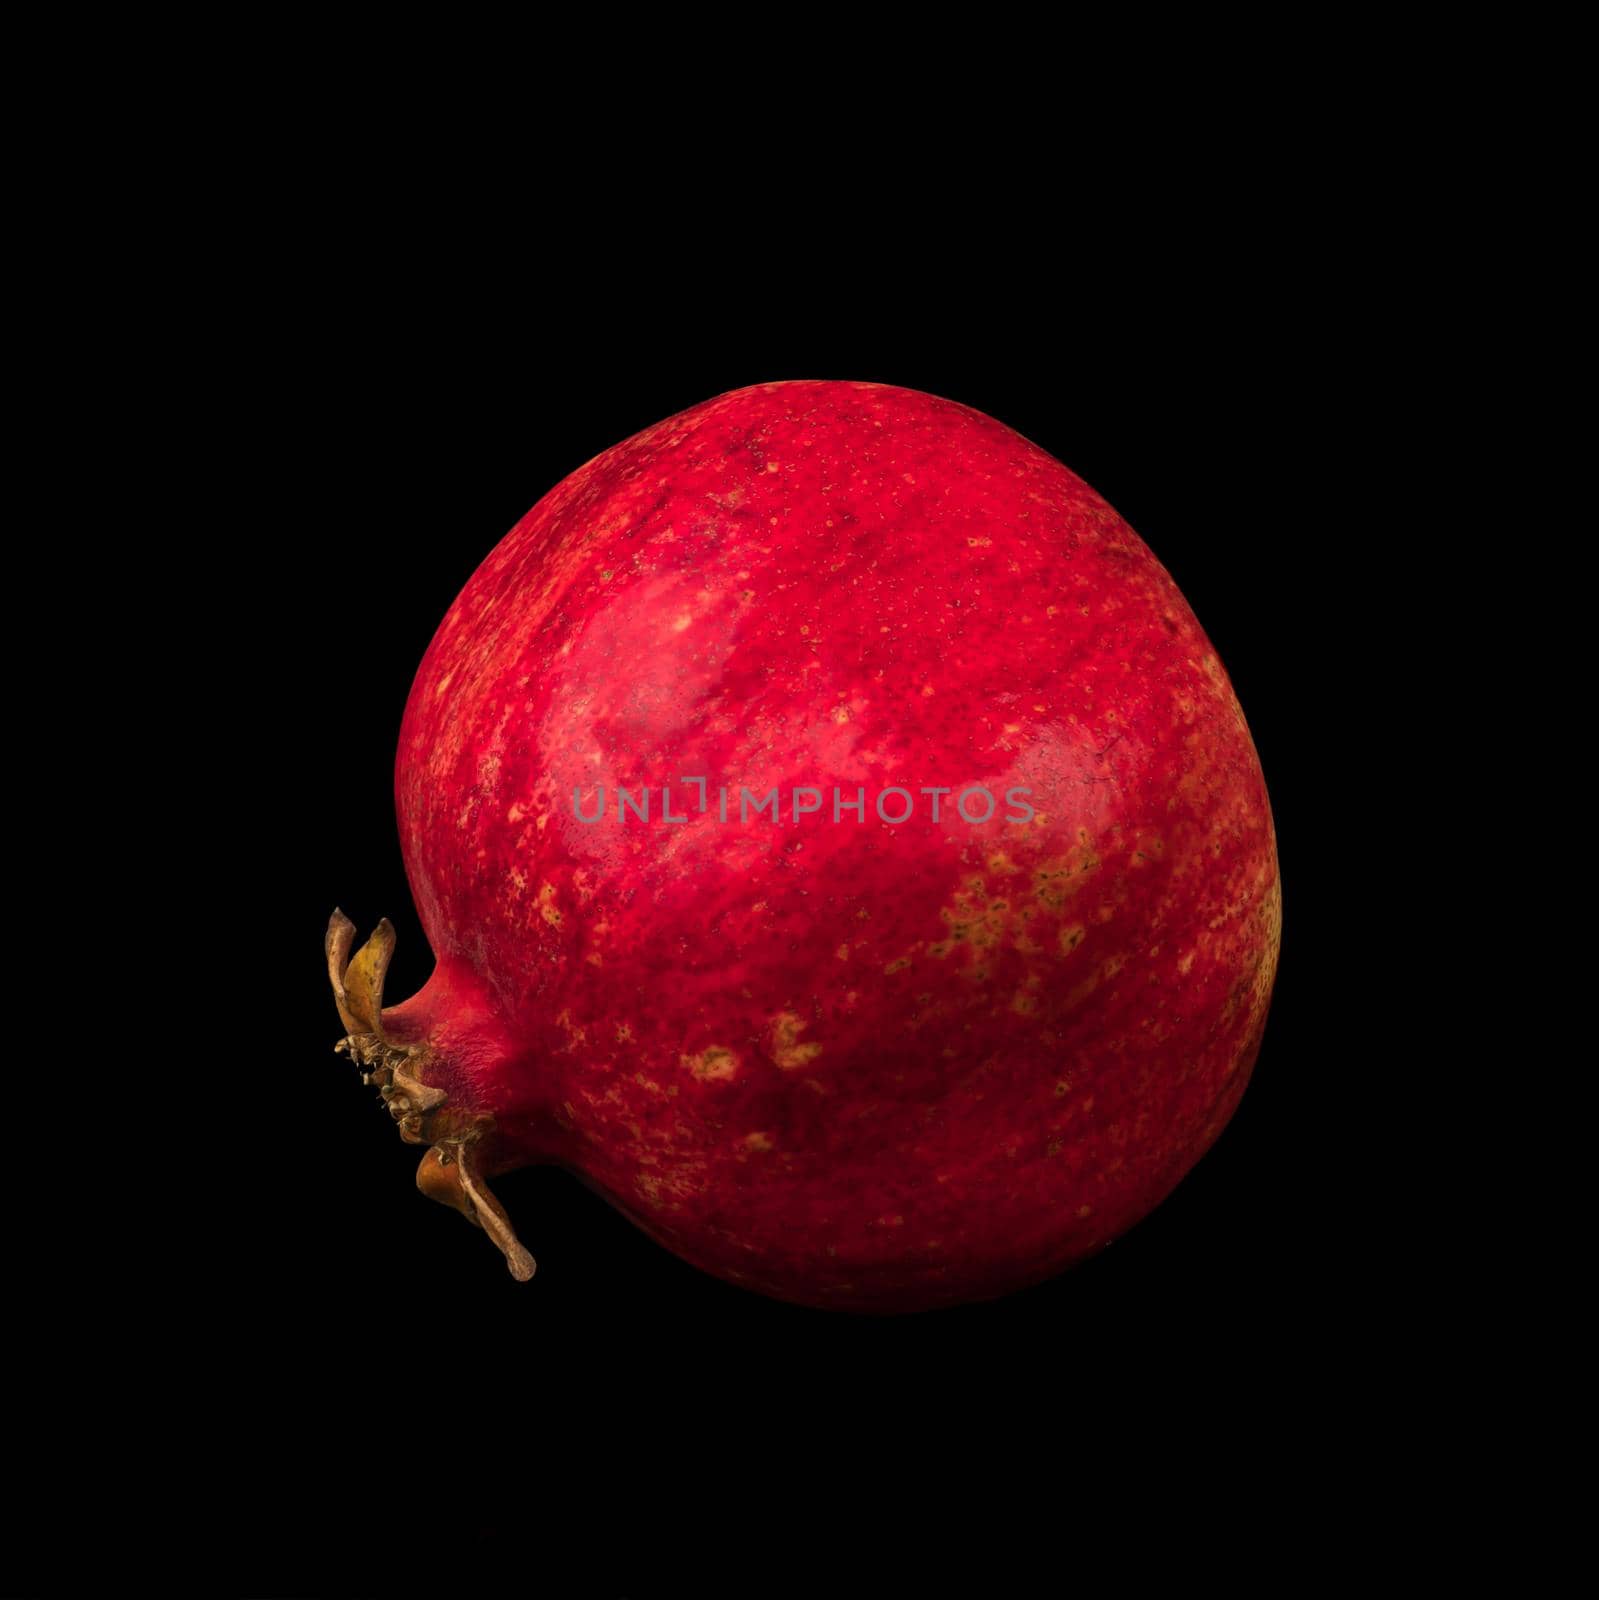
(364, 380, 1280, 1312)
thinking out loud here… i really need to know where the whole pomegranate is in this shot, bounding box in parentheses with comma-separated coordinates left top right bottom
(326, 380, 1280, 1312)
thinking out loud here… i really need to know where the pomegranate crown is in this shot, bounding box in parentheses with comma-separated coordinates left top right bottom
(325, 910, 535, 1282)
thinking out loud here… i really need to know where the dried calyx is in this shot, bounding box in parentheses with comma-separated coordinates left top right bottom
(325, 909, 535, 1281)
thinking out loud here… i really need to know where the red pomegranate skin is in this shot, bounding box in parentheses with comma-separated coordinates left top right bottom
(381, 381, 1281, 1312)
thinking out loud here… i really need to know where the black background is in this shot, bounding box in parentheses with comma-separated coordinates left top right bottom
(103, 262, 1376, 1589)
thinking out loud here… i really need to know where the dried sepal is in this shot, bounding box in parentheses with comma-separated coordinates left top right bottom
(327, 908, 535, 1284)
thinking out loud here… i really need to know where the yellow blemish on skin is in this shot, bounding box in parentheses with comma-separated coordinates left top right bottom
(538, 882, 563, 927)
(536, 813, 549, 831)
(771, 1012, 823, 1070)
(836, 944, 850, 960)
(508, 802, 525, 823)
(510, 867, 528, 891)
(1246, 877, 1284, 1011)
(616, 1023, 634, 1043)
(743, 1132, 774, 1152)
(1033, 704, 1047, 712)
(1130, 833, 1165, 867)
(1054, 1079, 1072, 1097)
(1064, 970, 1102, 1010)
(832, 705, 851, 723)
(684, 1046, 738, 1082)
(967, 536, 991, 547)
(884, 956, 912, 974)
(986, 852, 1021, 877)
(1059, 924, 1085, 955)
(766, 461, 781, 473)
(1034, 834, 1102, 909)
(1046, 606, 1059, 617)
(1078, 1205, 1093, 1218)
(672, 613, 693, 632)
(922, 684, 935, 696)
(1011, 990, 1039, 1016)
(939, 878, 1007, 953)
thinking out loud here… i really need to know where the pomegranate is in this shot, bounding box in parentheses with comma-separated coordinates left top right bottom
(326, 380, 1280, 1312)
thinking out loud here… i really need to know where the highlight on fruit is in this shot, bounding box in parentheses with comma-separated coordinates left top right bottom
(326, 380, 1281, 1313)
